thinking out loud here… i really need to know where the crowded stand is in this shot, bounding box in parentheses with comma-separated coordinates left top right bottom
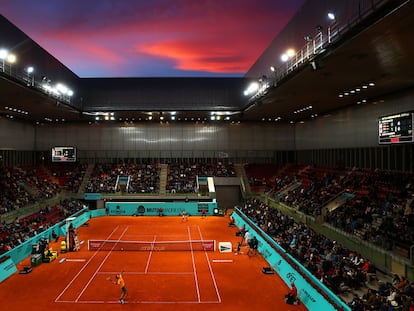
(0, 166, 61, 215)
(0, 163, 87, 201)
(0, 198, 85, 255)
(245, 164, 414, 258)
(277, 165, 345, 216)
(0, 160, 413, 309)
(22, 166, 60, 199)
(85, 163, 120, 193)
(239, 198, 372, 294)
(85, 162, 160, 194)
(166, 160, 236, 194)
(166, 162, 199, 193)
(238, 198, 414, 310)
(126, 162, 160, 194)
(47, 163, 88, 193)
(0, 166, 33, 214)
(244, 163, 284, 192)
(324, 169, 414, 257)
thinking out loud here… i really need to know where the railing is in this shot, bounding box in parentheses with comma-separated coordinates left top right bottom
(250, 0, 396, 100)
(0, 57, 73, 104)
(320, 189, 349, 213)
(280, 0, 392, 78)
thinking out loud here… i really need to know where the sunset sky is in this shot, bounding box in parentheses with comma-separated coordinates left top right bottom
(2, 0, 305, 77)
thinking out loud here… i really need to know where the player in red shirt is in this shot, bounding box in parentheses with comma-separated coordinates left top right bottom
(285, 282, 298, 304)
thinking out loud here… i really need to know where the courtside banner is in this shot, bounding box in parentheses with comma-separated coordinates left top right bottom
(0, 257, 17, 283)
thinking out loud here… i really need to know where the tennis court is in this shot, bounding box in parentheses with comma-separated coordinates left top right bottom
(0, 214, 308, 311)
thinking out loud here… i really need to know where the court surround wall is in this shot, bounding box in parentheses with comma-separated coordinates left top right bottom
(0, 88, 413, 169)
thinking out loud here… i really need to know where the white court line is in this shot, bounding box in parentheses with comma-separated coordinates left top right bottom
(56, 299, 221, 304)
(140, 300, 221, 304)
(98, 271, 193, 275)
(144, 235, 157, 273)
(212, 259, 233, 263)
(56, 224, 221, 304)
(75, 226, 130, 302)
(197, 225, 222, 303)
(187, 226, 201, 303)
(55, 225, 121, 303)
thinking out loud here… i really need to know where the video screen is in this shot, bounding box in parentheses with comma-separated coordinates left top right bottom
(51, 146, 77, 162)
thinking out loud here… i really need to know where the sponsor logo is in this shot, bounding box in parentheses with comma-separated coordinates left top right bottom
(89, 241, 103, 249)
(300, 289, 316, 303)
(139, 246, 166, 251)
(202, 242, 214, 250)
(286, 272, 297, 283)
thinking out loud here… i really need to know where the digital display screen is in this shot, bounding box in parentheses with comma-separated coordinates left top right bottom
(51, 146, 77, 162)
(378, 112, 413, 144)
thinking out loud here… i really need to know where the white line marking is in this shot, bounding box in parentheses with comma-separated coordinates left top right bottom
(55, 225, 120, 303)
(144, 235, 156, 273)
(212, 259, 233, 263)
(75, 226, 129, 302)
(56, 224, 223, 304)
(97, 271, 193, 275)
(188, 226, 201, 303)
(56, 299, 222, 304)
(198, 225, 222, 303)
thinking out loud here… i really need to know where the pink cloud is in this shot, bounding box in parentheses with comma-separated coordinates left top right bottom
(2, 0, 304, 76)
(138, 40, 250, 73)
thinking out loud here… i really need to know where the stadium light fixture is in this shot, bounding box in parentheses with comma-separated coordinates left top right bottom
(0, 49, 7, 59)
(286, 49, 295, 58)
(7, 54, 16, 63)
(243, 81, 259, 96)
(281, 48, 296, 62)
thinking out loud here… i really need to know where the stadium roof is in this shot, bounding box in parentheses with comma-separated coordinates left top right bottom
(0, 0, 413, 124)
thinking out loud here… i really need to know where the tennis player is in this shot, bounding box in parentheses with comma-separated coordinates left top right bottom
(114, 273, 128, 304)
(182, 209, 188, 222)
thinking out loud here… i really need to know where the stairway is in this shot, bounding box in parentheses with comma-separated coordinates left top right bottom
(159, 163, 168, 195)
(78, 163, 95, 193)
(234, 163, 251, 198)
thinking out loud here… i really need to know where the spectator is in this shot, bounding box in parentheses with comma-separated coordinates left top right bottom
(285, 282, 298, 305)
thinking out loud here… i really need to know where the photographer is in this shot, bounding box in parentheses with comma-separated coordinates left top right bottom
(247, 236, 258, 256)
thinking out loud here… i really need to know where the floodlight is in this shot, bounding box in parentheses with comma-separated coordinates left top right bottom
(328, 12, 336, 21)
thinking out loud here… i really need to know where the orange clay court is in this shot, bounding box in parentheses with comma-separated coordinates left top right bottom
(0, 214, 307, 311)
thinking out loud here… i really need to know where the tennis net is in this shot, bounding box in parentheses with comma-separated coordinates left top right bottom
(87, 239, 216, 252)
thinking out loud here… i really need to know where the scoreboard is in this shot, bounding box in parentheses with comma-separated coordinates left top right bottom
(378, 112, 413, 144)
